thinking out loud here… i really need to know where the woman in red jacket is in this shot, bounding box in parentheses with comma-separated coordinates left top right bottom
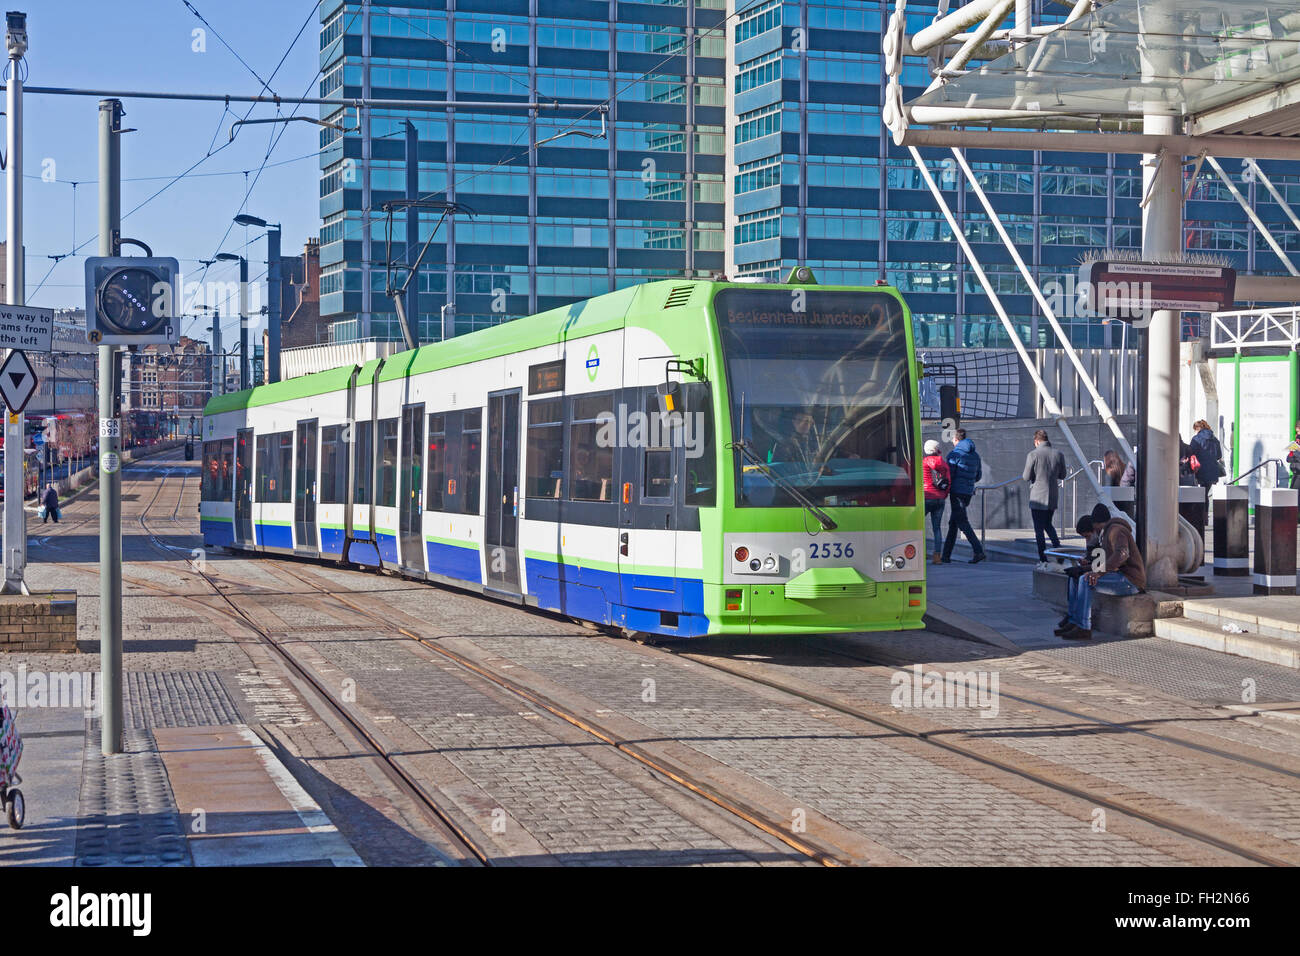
(922, 439, 951, 564)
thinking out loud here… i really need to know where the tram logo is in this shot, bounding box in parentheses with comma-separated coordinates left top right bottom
(889, 664, 999, 718)
(586, 344, 600, 381)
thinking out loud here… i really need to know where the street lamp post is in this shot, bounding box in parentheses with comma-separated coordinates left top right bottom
(234, 214, 282, 383)
(216, 252, 248, 390)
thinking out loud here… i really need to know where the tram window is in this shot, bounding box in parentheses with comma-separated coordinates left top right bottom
(202, 442, 219, 498)
(461, 409, 482, 515)
(352, 420, 373, 505)
(256, 431, 293, 503)
(641, 393, 674, 501)
(683, 383, 716, 507)
(220, 439, 234, 499)
(526, 398, 564, 499)
(378, 417, 399, 508)
(320, 425, 347, 504)
(427, 413, 446, 511)
(569, 392, 614, 502)
(644, 450, 673, 500)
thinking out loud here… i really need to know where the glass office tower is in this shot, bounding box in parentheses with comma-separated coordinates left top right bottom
(319, 0, 1300, 347)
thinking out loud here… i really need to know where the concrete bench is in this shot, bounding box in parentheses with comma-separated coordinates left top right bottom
(1032, 566, 1156, 637)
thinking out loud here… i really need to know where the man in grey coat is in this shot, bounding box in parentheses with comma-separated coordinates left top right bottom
(1023, 429, 1067, 563)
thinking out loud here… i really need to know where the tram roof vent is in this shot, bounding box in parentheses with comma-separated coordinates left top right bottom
(663, 285, 694, 309)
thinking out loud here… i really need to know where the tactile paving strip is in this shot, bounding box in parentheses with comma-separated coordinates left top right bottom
(125, 670, 243, 728)
(76, 726, 192, 867)
(1043, 636, 1300, 703)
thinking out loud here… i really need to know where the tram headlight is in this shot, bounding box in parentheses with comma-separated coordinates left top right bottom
(763, 555, 776, 571)
(749, 558, 762, 571)
(882, 554, 895, 571)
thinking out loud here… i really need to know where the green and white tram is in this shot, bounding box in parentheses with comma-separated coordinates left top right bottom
(201, 273, 931, 638)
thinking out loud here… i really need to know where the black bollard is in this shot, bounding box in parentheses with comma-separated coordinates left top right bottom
(1253, 488, 1298, 595)
(1178, 486, 1207, 565)
(1212, 485, 1249, 576)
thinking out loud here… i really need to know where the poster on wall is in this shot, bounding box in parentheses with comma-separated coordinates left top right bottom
(1234, 356, 1295, 506)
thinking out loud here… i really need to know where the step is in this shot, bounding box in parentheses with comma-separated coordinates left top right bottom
(1183, 596, 1300, 644)
(1153, 616, 1300, 670)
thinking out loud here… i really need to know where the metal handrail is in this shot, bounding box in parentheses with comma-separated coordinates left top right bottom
(973, 459, 1103, 548)
(1228, 457, 1285, 488)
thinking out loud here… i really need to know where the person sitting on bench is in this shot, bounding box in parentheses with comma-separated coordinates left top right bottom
(1057, 503, 1146, 641)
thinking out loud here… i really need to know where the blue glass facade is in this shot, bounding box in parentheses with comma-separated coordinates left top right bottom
(318, 0, 1300, 347)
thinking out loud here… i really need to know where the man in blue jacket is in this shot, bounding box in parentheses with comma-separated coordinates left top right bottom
(941, 429, 987, 564)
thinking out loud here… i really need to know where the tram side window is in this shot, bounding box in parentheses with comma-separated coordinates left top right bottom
(426, 414, 446, 511)
(352, 421, 373, 505)
(202, 442, 220, 499)
(256, 431, 293, 503)
(683, 383, 716, 507)
(378, 417, 399, 508)
(569, 392, 615, 502)
(461, 409, 482, 515)
(320, 425, 347, 504)
(526, 399, 564, 499)
(214, 439, 233, 500)
(642, 394, 673, 501)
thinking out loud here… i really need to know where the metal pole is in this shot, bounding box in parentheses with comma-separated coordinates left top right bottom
(212, 310, 222, 395)
(404, 120, 420, 348)
(1139, 4, 1183, 588)
(98, 97, 124, 755)
(239, 257, 248, 390)
(266, 228, 281, 383)
(3, 19, 25, 594)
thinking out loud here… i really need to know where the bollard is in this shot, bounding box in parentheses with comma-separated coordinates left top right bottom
(1178, 485, 1207, 563)
(1253, 488, 1298, 594)
(1111, 485, 1136, 519)
(1212, 485, 1249, 576)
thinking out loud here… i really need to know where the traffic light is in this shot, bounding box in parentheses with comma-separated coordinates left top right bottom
(84, 257, 181, 345)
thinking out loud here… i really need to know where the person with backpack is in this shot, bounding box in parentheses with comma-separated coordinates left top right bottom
(1188, 420, 1225, 490)
(922, 439, 951, 564)
(1023, 429, 1067, 564)
(941, 429, 987, 564)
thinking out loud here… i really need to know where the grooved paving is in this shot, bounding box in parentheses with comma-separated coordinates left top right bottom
(124, 670, 243, 728)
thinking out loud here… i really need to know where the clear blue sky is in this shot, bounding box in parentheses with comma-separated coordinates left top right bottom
(4, 0, 325, 347)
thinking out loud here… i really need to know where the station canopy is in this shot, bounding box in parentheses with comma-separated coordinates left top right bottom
(908, 0, 1300, 137)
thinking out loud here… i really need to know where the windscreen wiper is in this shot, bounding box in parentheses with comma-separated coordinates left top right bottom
(730, 440, 837, 531)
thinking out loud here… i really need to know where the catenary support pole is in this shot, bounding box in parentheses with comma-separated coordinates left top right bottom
(98, 98, 124, 755)
(239, 256, 249, 389)
(404, 120, 419, 349)
(266, 227, 281, 383)
(3, 18, 26, 595)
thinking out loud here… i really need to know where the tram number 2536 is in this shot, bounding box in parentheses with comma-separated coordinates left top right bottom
(808, 541, 854, 559)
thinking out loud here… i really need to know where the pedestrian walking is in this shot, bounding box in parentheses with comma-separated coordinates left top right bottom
(1023, 429, 1067, 564)
(1057, 504, 1146, 641)
(941, 429, 987, 564)
(1188, 420, 1225, 490)
(922, 439, 951, 564)
(40, 483, 59, 524)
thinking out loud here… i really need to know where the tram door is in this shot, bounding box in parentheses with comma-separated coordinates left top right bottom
(294, 419, 319, 552)
(484, 391, 521, 595)
(234, 427, 254, 544)
(398, 403, 425, 572)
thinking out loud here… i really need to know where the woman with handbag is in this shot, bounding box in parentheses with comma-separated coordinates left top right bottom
(1188, 420, 1225, 490)
(922, 439, 951, 564)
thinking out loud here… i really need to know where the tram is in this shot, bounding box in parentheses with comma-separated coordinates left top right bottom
(200, 272, 931, 638)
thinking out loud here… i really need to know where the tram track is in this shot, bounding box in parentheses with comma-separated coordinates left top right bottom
(261, 558, 1300, 867)
(118, 462, 492, 866)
